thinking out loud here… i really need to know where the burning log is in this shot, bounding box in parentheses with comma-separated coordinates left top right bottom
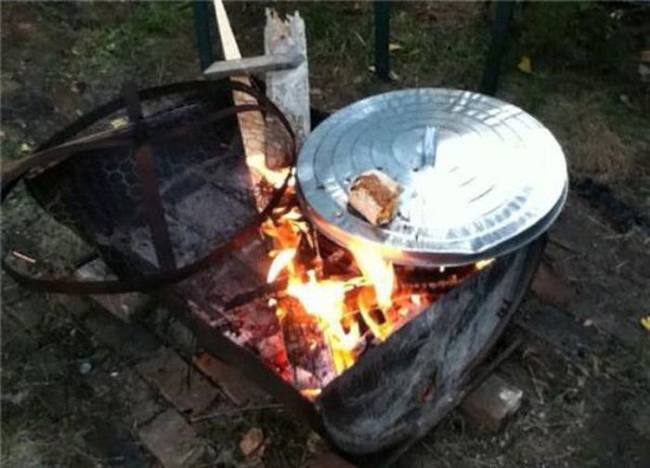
(221, 270, 469, 315)
(278, 297, 337, 390)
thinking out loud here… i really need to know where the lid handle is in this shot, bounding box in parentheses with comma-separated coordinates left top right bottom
(420, 126, 437, 170)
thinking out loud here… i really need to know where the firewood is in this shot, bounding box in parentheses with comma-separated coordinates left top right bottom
(279, 298, 337, 389)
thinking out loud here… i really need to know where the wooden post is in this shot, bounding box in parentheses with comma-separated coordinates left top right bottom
(264, 9, 311, 150)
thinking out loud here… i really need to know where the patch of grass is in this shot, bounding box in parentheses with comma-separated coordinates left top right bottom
(0, 419, 98, 468)
(386, 3, 491, 88)
(536, 92, 635, 183)
(73, 2, 193, 78)
(0, 139, 22, 161)
(514, 3, 635, 72)
(498, 2, 649, 185)
(296, 2, 373, 68)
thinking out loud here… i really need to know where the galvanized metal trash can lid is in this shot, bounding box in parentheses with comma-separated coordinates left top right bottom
(296, 88, 568, 266)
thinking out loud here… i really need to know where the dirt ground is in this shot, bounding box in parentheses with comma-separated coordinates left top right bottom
(2, 2, 649, 467)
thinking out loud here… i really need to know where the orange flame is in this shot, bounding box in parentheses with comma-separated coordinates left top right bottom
(347, 242, 395, 311)
(287, 270, 360, 373)
(262, 202, 402, 377)
(267, 248, 296, 283)
(248, 160, 494, 394)
(475, 258, 495, 270)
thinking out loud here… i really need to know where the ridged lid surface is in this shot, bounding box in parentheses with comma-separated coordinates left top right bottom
(297, 88, 568, 266)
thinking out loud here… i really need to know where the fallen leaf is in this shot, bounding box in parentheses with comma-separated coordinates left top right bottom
(517, 55, 533, 74)
(389, 43, 402, 52)
(640, 315, 650, 331)
(110, 117, 128, 129)
(240, 427, 265, 458)
(17, 22, 35, 34)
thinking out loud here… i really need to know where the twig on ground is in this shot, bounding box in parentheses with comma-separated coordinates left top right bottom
(526, 363, 545, 404)
(548, 237, 575, 252)
(190, 403, 283, 423)
(11, 250, 36, 264)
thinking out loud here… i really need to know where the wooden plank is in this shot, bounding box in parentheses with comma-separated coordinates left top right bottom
(213, 0, 242, 60)
(212, 0, 286, 191)
(203, 53, 302, 80)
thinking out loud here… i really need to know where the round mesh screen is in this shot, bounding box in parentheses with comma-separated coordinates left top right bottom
(2, 80, 294, 293)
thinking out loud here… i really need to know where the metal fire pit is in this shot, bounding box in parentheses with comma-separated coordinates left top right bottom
(168, 234, 545, 466)
(4, 81, 559, 467)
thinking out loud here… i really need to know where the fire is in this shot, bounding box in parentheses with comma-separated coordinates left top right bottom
(347, 242, 395, 311)
(251, 167, 494, 396)
(287, 270, 360, 373)
(264, 202, 361, 374)
(262, 192, 414, 381)
(246, 151, 289, 188)
(266, 248, 296, 283)
(475, 258, 495, 270)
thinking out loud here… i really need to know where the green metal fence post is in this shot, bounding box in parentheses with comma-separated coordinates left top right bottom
(374, 1, 391, 81)
(480, 0, 515, 96)
(193, 1, 215, 72)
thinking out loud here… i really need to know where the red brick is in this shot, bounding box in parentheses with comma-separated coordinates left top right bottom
(193, 352, 270, 407)
(136, 348, 218, 415)
(138, 409, 205, 468)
